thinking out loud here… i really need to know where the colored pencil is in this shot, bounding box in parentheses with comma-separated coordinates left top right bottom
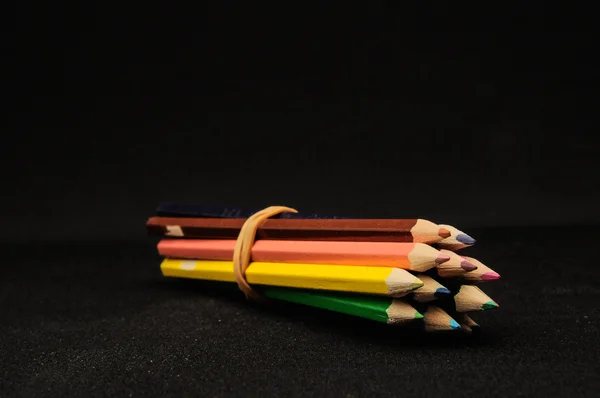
(156, 203, 345, 219)
(435, 249, 477, 277)
(160, 258, 424, 297)
(146, 216, 452, 243)
(451, 256, 501, 283)
(257, 287, 458, 332)
(420, 305, 461, 332)
(436, 224, 476, 251)
(411, 275, 451, 303)
(262, 287, 423, 325)
(454, 313, 481, 334)
(149, 204, 500, 333)
(157, 240, 451, 272)
(453, 285, 499, 313)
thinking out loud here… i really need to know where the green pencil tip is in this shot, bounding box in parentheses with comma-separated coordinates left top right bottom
(482, 300, 499, 310)
(414, 311, 424, 320)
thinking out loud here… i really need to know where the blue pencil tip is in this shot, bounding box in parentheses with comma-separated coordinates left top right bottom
(456, 234, 476, 245)
(435, 287, 451, 295)
(450, 319, 461, 330)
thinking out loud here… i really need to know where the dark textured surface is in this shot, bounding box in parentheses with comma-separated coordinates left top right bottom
(2, 227, 600, 397)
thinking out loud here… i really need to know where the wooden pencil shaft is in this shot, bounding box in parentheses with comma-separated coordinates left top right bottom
(416, 275, 499, 314)
(435, 250, 477, 277)
(157, 239, 445, 271)
(419, 305, 461, 332)
(160, 258, 423, 296)
(411, 275, 451, 303)
(454, 313, 480, 334)
(437, 224, 476, 251)
(452, 285, 499, 313)
(147, 217, 446, 243)
(451, 256, 501, 284)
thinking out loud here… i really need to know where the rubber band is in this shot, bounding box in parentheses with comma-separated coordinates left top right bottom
(233, 205, 298, 300)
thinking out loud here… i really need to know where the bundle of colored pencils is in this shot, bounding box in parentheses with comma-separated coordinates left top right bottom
(147, 203, 501, 334)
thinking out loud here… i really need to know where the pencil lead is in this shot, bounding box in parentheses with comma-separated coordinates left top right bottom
(460, 259, 477, 271)
(435, 253, 451, 264)
(438, 227, 451, 238)
(435, 287, 451, 296)
(481, 271, 501, 281)
(411, 280, 425, 290)
(482, 300, 499, 310)
(456, 233, 476, 245)
(414, 311, 424, 320)
(450, 319, 462, 330)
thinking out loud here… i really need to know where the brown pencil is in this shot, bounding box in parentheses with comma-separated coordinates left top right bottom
(146, 217, 451, 243)
(436, 224, 476, 251)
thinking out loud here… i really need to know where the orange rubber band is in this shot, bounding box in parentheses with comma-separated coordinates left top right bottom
(233, 205, 298, 300)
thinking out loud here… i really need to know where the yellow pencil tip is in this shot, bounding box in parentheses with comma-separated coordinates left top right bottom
(411, 280, 424, 290)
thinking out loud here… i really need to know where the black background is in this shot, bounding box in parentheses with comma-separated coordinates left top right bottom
(3, 4, 600, 397)
(6, 4, 599, 241)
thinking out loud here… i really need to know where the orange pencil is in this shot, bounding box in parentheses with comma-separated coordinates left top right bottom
(157, 240, 451, 272)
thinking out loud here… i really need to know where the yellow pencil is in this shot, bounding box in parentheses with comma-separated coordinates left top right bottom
(161, 258, 424, 297)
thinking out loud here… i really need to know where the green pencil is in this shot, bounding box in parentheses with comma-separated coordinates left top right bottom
(262, 287, 423, 325)
(453, 285, 499, 313)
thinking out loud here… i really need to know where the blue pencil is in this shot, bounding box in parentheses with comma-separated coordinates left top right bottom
(156, 202, 349, 219)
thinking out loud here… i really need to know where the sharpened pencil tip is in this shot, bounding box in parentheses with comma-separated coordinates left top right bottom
(438, 227, 451, 238)
(435, 253, 451, 264)
(435, 287, 451, 296)
(411, 280, 425, 290)
(450, 319, 461, 330)
(481, 271, 501, 281)
(482, 300, 499, 310)
(460, 259, 477, 271)
(456, 233, 476, 245)
(414, 311, 424, 320)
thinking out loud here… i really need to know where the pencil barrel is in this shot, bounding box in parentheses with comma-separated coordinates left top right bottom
(147, 216, 446, 243)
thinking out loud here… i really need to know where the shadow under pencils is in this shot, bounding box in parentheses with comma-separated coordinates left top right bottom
(148, 277, 505, 348)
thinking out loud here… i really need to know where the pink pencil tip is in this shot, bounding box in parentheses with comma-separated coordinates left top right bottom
(460, 260, 478, 271)
(481, 271, 501, 281)
(435, 254, 451, 264)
